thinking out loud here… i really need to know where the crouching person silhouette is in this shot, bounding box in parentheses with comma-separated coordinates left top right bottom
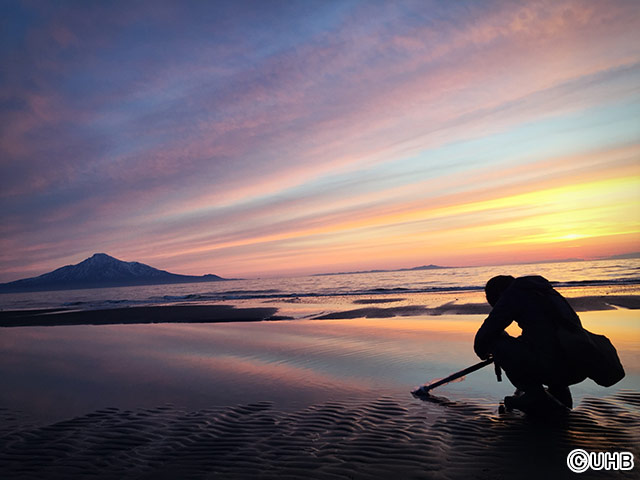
(474, 275, 624, 414)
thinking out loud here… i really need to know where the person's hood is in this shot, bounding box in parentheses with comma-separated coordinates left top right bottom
(512, 275, 554, 290)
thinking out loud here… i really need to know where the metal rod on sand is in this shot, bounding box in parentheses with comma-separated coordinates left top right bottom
(412, 358, 495, 397)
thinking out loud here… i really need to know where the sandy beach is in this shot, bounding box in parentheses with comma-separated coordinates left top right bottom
(1, 292, 638, 479)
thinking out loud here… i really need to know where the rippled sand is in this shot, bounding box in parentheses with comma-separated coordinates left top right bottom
(1, 391, 638, 479)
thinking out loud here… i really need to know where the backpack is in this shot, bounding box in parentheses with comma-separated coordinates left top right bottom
(546, 289, 625, 387)
(556, 326, 625, 387)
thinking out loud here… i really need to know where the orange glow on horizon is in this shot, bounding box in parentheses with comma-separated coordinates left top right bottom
(156, 159, 639, 276)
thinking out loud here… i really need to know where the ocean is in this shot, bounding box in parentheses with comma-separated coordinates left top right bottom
(1, 258, 639, 478)
(1, 258, 638, 313)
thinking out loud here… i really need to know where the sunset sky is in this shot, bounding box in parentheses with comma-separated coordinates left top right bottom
(1, 0, 639, 281)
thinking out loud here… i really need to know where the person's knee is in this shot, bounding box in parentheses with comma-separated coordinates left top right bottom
(490, 334, 544, 388)
(548, 369, 587, 387)
(490, 332, 520, 366)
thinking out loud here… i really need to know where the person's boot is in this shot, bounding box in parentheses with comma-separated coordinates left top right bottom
(504, 388, 544, 413)
(504, 387, 569, 415)
(548, 385, 573, 409)
(503, 388, 524, 407)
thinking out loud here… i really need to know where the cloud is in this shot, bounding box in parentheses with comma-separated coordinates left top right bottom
(1, 0, 639, 281)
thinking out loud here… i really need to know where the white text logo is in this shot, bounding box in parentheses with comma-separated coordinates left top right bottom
(567, 449, 634, 473)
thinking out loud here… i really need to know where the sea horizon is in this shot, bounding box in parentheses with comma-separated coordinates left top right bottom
(2, 257, 638, 314)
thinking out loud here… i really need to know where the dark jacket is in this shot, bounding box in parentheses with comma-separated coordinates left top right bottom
(474, 276, 581, 361)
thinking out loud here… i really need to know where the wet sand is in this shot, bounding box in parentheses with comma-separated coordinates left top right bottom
(1, 298, 638, 478)
(1, 392, 638, 479)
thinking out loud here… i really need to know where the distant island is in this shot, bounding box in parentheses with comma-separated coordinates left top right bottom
(313, 264, 448, 276)
(0, 253, 232, 293)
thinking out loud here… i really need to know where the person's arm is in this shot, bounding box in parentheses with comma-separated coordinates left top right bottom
(473, 291, 519, 359)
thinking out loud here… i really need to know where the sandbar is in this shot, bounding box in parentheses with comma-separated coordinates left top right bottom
(317, 295, 639, 319)
(0, 305, 285, 327)
(1, 294, 637, 326)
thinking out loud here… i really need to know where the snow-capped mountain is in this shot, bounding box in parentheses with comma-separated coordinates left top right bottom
(0, 253, 227, 292)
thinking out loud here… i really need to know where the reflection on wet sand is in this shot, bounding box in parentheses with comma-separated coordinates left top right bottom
(0, 310, 638, 478)
(1, 311, 638, 422)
